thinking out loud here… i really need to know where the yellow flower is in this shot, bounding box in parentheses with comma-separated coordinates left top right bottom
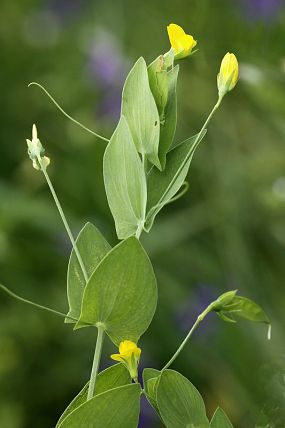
(167, 23, 197, 60)
(111, 340, 141, 380)
(217, 52, 239, 97)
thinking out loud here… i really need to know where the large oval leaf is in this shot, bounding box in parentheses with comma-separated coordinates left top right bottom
(56, 364, 131, 427)
(157, 370, 209, 428)
(66, 222, 111, 322)
(57, 384, 141, 428)
(121, 57, 161, 169)
(103, 116, 147, 240)
(210, 408, 233, 428)
(77, 237, 157, 345)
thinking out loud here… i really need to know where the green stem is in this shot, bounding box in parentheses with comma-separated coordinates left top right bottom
(87, 326, 105, 400)
(40, 164, 89, 284)
(135, 221, 144, 240)
(0, 283, 78, 322)
(29, 82, 109, 143)
(162, 304, 213, 371)
(39, 161, 105, 402)
(197, 96, 223, 139)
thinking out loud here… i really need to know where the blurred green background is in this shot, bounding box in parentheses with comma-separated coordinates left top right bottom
(1, 0, 285, 427)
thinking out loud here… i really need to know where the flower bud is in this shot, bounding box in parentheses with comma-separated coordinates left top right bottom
(167, 23, 197, 60)
(217, 52, 239, 97)
(211, 290, 238, 312)
(26, 124, 50, 171)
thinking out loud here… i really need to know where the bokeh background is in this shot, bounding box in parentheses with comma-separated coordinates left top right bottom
(0, 0, 285, 427)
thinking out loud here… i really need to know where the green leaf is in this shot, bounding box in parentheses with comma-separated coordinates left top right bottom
(156, 370, 209, 428)
(145, 131, 207, 231)
(158, 66, 179, 170)
(215, 296, 270, 324)
(210, 408, 234, 428)
(103, 116, 147, 240)
(142, 368, 161, 411)
(57, 384, 141, 428)
(66, 222, 111, 322)
(121, 57, 161, 169)
(56, 364, 131, 427)
(77, 237, 157, 345)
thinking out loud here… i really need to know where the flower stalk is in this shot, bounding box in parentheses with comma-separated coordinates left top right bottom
(162, 304, 213, 371)
(26, 124, 88, 284)
(39, 163, 89, 284)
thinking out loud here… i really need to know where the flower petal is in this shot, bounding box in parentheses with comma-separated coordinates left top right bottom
(110, 354, 123, 362)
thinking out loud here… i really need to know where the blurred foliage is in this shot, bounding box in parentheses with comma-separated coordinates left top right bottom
(1, 0, 285, 427)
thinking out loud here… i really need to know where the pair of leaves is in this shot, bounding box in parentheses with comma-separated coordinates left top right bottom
(143, 369, 233, 427)
(56, 364, 140, 428)
(104, 56, 205, 238)
(67, 224, 157, 345)
(148, 56, 179, 169)
(103, 57, 167, 240)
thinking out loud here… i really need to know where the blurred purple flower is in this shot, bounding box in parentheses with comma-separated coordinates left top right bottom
(88, 32, 127, 88)
(240, 0, 283, 21)
(86, 29, 129, 121)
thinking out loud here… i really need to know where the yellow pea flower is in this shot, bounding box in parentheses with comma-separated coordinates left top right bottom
(217, 52, 239, 98)
(167, 23, 197, 60)
(111, 340, 141, 381)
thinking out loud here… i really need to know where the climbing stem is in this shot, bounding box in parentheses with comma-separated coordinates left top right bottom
(87, 326, 105, 400)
